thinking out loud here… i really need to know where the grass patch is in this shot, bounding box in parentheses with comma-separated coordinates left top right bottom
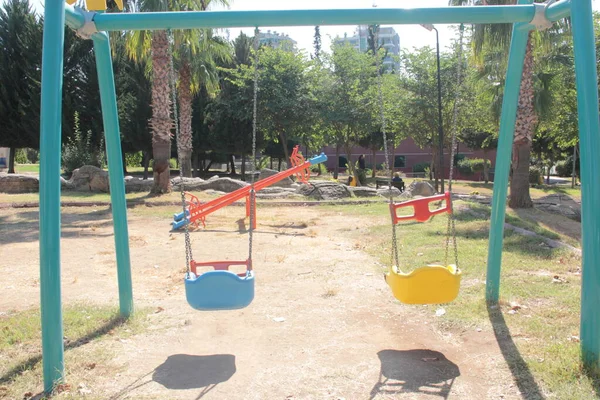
(333, 200, 593, 399)
(0, 304, 150, 398)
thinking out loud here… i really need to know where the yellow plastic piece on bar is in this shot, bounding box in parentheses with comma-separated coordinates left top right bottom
(385, 264, 461, 305)
(66, 0, 76, 4)
(84, 0, 123, 10)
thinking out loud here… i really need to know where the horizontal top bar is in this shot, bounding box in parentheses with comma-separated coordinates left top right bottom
(94, 6, 538, 31)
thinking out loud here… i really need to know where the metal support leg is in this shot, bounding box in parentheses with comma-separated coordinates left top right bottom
(571, 0, 600, 373)
(40, 0, 66, 393)
(485, 16, 531, 303)
(92, 32, 134, 317)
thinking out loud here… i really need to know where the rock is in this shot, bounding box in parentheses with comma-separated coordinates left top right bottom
(69, 165, 110, 192)
(0, 173, 39, 193)
(296, 181, 353, 200)
(406, 181, 436, 197)
(377, 187, 403, 199)
(124, 177, 153, 193)
(258, 168, 294, 187)
(348, 186, 378, 197)
(172, 177, 248, 193)
(258, 187, 296, 195)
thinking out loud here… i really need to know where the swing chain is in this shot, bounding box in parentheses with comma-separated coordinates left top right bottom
(248, 27, 260, 270)
(444, 23, 464, 269)
(375, 25, 400, 269)
(168, 29, 193, 274)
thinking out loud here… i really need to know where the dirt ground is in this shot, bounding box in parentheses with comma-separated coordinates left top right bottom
(0, 204, 523, 399)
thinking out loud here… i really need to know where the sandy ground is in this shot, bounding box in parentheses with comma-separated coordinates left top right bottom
(0, 205, 522, 399)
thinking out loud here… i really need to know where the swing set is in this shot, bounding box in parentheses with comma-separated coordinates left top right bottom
(39, 0, 600, 393)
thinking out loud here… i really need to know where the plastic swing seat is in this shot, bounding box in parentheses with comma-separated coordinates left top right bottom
(385, 265, 461, 304)
(185, 260, 255, 311)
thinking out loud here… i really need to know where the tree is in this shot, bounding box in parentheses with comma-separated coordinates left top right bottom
(458, 129, 498, 183)
(0, 0, 41, 173)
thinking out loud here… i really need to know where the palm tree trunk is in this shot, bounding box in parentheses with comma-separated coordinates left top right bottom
(509, 36, 536, 208)
(177, 60, 193, 178)
(149, 30, 172, 194)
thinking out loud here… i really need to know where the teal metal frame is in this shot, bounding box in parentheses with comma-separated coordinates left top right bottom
(39, 0, 599, 392)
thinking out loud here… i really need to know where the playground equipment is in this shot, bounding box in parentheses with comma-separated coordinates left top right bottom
(171, 146, 327, 231)
(40, 0, 600, 393)
(376, 24, 463, 305)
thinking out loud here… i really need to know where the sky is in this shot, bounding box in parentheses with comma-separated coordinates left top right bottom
(11, 0, 600, 55)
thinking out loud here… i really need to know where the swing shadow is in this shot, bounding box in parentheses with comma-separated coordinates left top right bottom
(110, 354, 236, 400)
(487, 305, 545, 399)
(369, 349, 460, 399)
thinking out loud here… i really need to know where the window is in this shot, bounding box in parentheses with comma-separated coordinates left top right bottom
(454, 153, 466, 166)
(338, 156, 348, 168)
(394, 156, 406, 168)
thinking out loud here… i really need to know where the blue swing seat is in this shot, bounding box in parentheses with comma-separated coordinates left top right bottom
(185, 267, 255, 311)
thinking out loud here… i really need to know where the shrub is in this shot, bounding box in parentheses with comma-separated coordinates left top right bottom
(62, 112, 105, 174)
(529, 167, 543, 185)
(26, 148, 39, 164)
(14, 148, 28, 164)
(412, 162, 430, 173)
(311, 163, 327, 175)
(457, 158, 490, 175)
(125, 151, 143, 168)
(555, 156, 580, 178)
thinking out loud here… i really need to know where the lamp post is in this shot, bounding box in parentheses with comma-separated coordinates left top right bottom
(421, 24, 444, 193)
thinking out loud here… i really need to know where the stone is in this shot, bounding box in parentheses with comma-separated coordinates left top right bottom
(296, 181, 353, 200)
(0, 173, 39, 193)
(406, 181, 436, 197)
(377, 187, 403, 199)
(172, 177, 248, 193)
(69, 165, 110, 193)
(258, 168, 294, 187)
(124, 177, 153, 193)
(348, 186, 378, 198)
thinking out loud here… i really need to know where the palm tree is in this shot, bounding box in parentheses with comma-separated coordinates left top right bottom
(125, 0, 228, 192)
(450, 0, 538, 208)
(173, 26, 230, 177)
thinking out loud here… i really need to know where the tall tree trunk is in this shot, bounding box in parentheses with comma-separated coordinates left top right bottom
(241, 153, 246, 181)
(572, 145, 578, 188)
(371, 147, 377, 178)
(334, 142, 340, 180)
(8, 147, 16, 174)
(177, 60, 193, 178)
(193, 152, 199, 177)
(122, 150, 128, 174)
(277, 158, 282, 171)
(509, 36, 536, 208)
(150, 30, 172, 194)
(229, 154, 236, 175)
(344, 142, 355, 181)
(142, 151, 150, 180)
(483, 149, 489, 184)
(279, 130, 290, 166)
(270, 157, 273, 169)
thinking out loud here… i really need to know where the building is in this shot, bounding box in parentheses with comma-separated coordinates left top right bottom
(334, 25, 400, 71)
(258, 30, 297, 52)
(321, 138, 497, 181)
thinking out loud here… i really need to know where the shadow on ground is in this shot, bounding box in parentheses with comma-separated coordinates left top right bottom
(488, 305, 545, 400)
(370, 349, 460, 399)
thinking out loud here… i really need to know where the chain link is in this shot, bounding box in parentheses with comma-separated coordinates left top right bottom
(374, 26, 399, 270)
(248, 27, 260, 270)
(444, 24, 464, 269)
(168, 30, 193, 274)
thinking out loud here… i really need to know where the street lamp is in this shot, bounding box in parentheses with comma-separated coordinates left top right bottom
(421, 24, 444, 193)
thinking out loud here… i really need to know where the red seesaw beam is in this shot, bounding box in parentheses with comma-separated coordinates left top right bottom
(183, 146, 325, 228)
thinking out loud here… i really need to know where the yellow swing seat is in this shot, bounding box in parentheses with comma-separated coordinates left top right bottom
(385, 264, 461, 304)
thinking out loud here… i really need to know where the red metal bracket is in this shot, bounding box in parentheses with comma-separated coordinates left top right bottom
(190, 259, 251, 277)
(390, 191, 452, 224)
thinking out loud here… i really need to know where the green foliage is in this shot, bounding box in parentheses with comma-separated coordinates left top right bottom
(412, 162, 430, 173)
(125, 151, 143, 168)
(14, 148, 28, 164)
(62, 113, 105, 174)
(25, 148, 38, 163)
(555, 155, 580, 178)
(529, 167, 544, 185)
(311, 163, 327, 175)
(457, 158, 490, 175)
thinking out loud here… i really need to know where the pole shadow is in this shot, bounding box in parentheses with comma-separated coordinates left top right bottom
(487, 304, 545, 399)
(369, 349, 459, 399)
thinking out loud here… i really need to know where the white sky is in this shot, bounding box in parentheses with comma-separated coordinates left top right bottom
(10, 0, 600, 54)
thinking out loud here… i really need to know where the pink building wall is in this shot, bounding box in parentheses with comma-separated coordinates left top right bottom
(321, 137, 497, 181)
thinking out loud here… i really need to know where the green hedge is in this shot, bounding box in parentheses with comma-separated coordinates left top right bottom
(457, 158, 490, 175)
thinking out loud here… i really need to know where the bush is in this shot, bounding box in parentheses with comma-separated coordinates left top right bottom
(412, 162, 430, 173)
(62, 113, 105, 174)
(529, 167, 543, 185)
(14, 148, 28, 164)
(457, 158, 490, 175)
(556, 156, 580, 178)
(26, 148, 39, 164)
(311, 163, 327, 175)
(125, 151, 143, 168)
